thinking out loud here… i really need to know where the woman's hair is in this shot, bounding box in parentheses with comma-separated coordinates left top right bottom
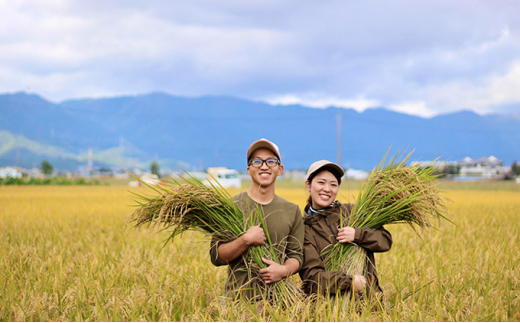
(306, 166, 342, 206)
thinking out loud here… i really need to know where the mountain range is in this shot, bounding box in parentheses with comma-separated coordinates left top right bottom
(1, 91, 519, 172)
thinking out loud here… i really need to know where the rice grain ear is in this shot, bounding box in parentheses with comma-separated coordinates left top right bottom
(127, 170, 304, 307)
(325, 149, 451, 279)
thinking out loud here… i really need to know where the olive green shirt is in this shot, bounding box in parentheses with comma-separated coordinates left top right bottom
(210, 191, 304, 299)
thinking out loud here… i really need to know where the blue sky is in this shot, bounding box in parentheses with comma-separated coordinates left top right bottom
(1, 0, 520, 117)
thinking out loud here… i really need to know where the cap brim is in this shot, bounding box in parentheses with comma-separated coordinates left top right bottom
(247, 140, 281, 162)
(306, 160, 344, 180)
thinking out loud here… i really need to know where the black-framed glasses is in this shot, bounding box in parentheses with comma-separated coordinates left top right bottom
(248, 158, 280, 168)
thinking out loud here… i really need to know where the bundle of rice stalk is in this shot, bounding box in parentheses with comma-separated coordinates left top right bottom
(323, 149, 451, 278)
(127, 172, 303, 308)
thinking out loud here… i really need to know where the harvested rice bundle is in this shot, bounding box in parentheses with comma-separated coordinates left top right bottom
(324, 150, 450, 278)
(129, 182, 243, 243)
(128, 172, 303, 308)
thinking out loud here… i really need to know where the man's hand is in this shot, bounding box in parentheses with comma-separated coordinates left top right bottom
(242, 225, 266, 246)
(337, 226, 356, 243)
(259, 258, 290, 284)
(217, 225, 265, 263)
(353, 275, 367, 293)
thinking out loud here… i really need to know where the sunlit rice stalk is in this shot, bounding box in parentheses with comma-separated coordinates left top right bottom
(127, 171, 303, 307)
(324, 149, 451, 280)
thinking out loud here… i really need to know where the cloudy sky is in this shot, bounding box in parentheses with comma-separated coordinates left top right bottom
(1, 0, 520, 117)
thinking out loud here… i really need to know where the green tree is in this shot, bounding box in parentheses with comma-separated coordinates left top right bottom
(41, 160, 53, 176)
(512, 161, 520, 176)
(150, 161, 160, 177)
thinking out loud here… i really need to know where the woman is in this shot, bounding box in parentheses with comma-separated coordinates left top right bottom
(299, 160, 393, 299)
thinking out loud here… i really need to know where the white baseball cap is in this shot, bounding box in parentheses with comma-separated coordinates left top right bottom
(246, 139, 281, 163)
(306, 160, 344, 183)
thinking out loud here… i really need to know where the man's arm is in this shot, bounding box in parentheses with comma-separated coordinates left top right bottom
(216, 225, 266, 263)
(258, 205, 305, 284)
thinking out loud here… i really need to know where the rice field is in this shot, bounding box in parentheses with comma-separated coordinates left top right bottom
(1, 183, 519, 321)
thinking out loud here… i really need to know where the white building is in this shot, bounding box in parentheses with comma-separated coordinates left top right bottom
(458, 155, 505, 179)
(411, 160, 457, 168)
(205, 167, 241, 188)
(345, 169, 369, 180)
(0, 167, 22, 178)
(25, 168, 41, 177)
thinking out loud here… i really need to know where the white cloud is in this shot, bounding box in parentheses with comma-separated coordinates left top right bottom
(388, 101, 436, 118)
(0, 1, 293, 99)
(264, 94, 381, 112)
(420, 60, 520, 114)
(1, 0, 520, 116)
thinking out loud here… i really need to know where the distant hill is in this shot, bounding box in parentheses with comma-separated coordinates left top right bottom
(1, 91, 519, 171)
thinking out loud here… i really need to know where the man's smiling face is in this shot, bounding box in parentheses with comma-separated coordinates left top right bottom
(247, 148, 284, 188)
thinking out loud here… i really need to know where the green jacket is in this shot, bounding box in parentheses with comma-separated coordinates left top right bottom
(299, 201, 392, 296)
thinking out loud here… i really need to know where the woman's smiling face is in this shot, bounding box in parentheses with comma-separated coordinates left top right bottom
(306, 170, 339, 209)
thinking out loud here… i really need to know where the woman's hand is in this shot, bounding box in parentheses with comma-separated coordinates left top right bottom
(337, 227, 356, 243)
(353, 275, 367, 293)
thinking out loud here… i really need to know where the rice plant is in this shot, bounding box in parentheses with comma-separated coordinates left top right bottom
(324, 150, 451, 279)
(127, 172, 303, 308)
(1, 185, 518, 321)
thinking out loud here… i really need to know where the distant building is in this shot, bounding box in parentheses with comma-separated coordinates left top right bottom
(129, 173, 161, 187)
(0, 167, 22, 178)
(345, 169, 369, 180)
(282, 170, 307, 181)
(205, 167, 241, 188)
(25, 168, 41, 178)
(411, 156, 506, 179)
(411, 160, 457, 168)
(114, 169, 129, 179)
(458, 155, 505, 179)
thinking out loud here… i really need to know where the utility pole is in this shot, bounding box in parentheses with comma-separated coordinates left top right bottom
(87, 146, 93, 173)
(336, 113, 341, 167)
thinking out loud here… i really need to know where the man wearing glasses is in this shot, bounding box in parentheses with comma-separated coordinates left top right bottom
(210, 139, 304, 301)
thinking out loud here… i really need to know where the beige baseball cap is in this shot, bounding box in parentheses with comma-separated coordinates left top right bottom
(306, 160, 344, 183)
(246, 139, 281, 162)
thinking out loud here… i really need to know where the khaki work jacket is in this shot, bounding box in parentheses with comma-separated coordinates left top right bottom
(299, 202, 392, 297)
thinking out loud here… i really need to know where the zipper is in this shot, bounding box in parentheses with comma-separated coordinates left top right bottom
(325, 217, 336, 239)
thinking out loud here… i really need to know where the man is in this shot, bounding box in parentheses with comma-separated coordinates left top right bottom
(210, 139, 304, 300)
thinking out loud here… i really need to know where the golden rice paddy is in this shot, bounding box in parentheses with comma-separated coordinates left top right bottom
(1, 184, 519, 321)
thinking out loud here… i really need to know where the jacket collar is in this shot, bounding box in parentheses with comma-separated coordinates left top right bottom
(304, 201, 342, 225)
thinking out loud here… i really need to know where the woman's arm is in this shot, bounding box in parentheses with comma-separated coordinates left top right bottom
(299, 232, 365, 295)
(338, 203, 392, 253)
(337, 226, 393, 252)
